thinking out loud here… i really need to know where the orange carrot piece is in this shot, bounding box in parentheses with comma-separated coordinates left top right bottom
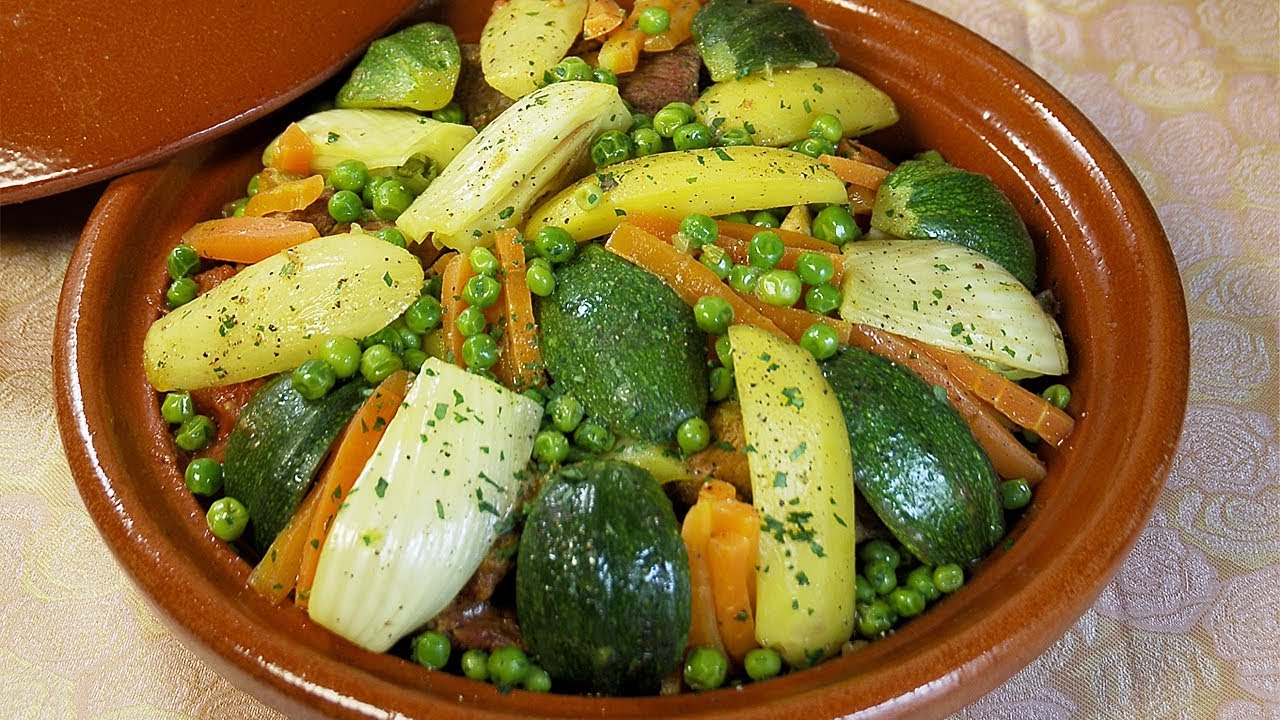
(430, 251, 458, 276)
(181, 216, 319, 264)
(598, 26, 647, 74)
(820, 154, 891, 191)
(494, 229, 544, 390)
(270, 122, 315, 175)
(440, 254, 474, 367)
(840, 139, 896, 170)
(846, 184, 878, 214)
(707, 532, 757, 663)
(605, 223, 790, 340)
(715, 235, 844, 285)
(584, 0, 627, 39)
(716, 220, 840, 252)
(682, 499, 727, 654)
(248, 478, 327, 603)
(915, 344, 1075, 446)
(643, 0, 699, 51)
(244, 174, 324, 217)
(295, 370, 413, 609)
(626, 212, 682, 241)
(736, 291, 851, 344)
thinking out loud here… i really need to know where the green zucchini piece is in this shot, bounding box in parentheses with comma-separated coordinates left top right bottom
(691, 0, 839, 82)
(517, 460, 690, 694)
(538, 245, 708, 444)
(821, 347, 1003, 566)
(871, 156, 1038, 289)
(223, 375, 366, 554)
(337, 23, 461, 112)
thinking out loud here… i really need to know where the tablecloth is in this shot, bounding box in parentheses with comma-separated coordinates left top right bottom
(0, 0, 1276, 717)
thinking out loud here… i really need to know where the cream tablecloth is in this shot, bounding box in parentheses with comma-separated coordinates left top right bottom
(1, 0, 1276, 717)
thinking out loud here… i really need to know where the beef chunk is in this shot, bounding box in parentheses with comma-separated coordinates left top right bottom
(618, 44, 702, 117)
(454, 43, 514, 129)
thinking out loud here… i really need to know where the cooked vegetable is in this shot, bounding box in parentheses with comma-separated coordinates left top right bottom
(144, 233, 422, 391)
(493, 229, 544, 390)
(838, 239, 1067, 378)
(539, 244, 707, 443)
(268, 123, 314, 175)
(821, 347, 1004, 566)
(729, 324, 857, 667)
(584, 0, 627, 39)
(873, 156, 1038, 289)
(695, 67, 898, 147)
(517, 460, 691, 694)
(180, 216, 319, 264)
(691, 0, 838, 82)
(681, 480, 760, 663)
(820, 153, 891, 190)
(222, 374, 366, 553)
(247, 478, 326, 603)
(308, 359, 541, 652)
(244, 174, 324, 217)
(397, 81, 631, 251)
(263, 109, 476, 175)
(481, 0, 589, 99)
(337, 23, 461, 112)
(527, 146, 846, 241)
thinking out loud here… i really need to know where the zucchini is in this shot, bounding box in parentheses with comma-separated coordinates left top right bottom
(538, 245, 708, 444)
(223, 375, 366, 554)
(517, 460, 690, 694)
(336, 23, 462, 112)
(821, 347, 1004, 566)
(691, 0, 838, 82)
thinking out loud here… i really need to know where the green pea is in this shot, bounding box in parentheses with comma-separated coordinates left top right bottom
(206, 496, 249, 542)
(700, 244, 732, 279)
(631, 127, 664, 157)
(888, 586, 926, 618)
(755, 269, 803, 306)
(591, 66, 618, 86)
(455, 307, 487, 337)
(224, 197, 249, 218)
(795, 252, 835, 286)
(184, 457, 224, 496)
(371, 179, 414, 220)
(395, 320, 421, 351)
(525, 258, 556, 297)
(812, 205, 861, 245)
(430, 102, 466, 125)
(551, 56, 594, 83)
(533, 429, 570, 463)
(462, 333, 500, 369)
(856, 600, 895, 639)
(574, 182, 603, 210)
(905, 565, 941, 601)
(522, 665, 552, 693)
(591, 129, 633, 167)
(573, 421, 615, 454)
(362, 174, 387, 207)
(933, 563, 965, 593)
(292, 359, 337, 400)
(402, 348, 428, 371)
(362, 326, 405, 354)
(720, 212, 750, 224)
(708, 366, 734, 401)
(672, 122, 712, 151)
(174, 415, 215, 452)
(693, 295, 734, 334)
(166, 277, 198, 308)
(728, 264, 761, 293)
(809, 113, 843, 143)
(790, 136, 836, 159)
(864, 560, 897, 596)
(318, 335, 362, 379)
(360, 344, 403, 384)
(167, 244, 201, 279)
(373, 227, 407, 248)
(461, 649, 489, 681)
(487, 646, 530, 687)
(714, 335, 734, 370)
(404, 296, 443, 334)
(327, 189, 364, 223)
(631, 112, 653, 130)
(1041, 383, 1071, 409)
(679, 213, 718, 249)
(677, 417, 711, 455)
(410, 630, 451, 670)
(683, 646, 728, 691)
(860, 538, 901, 568)
(422, 274, 443, 299)
(246, 174, 261, 197)
(1000, 478, 1033, 510)
(748, 231, 784, 268)
(716, 128, 754, 147)
(855, 573, 876, 603)
(463, 275, 502, 309)
(744, 647, 782, 681)
(805, 283, 843, 315)
(161, 392, 195, 424)
(329, 159, 369, 192)
(548, 395, 585, 433)
(637, 5, 671, 34)
(653, 103, 695, 137)
(750, 210, 779, 228)
(534, 226, 576, 264)
(800, 322, 839, 360)
(468, 246, 499, 276)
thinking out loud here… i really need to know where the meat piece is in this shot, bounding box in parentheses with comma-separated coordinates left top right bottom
(426, 534, 523, 651)
(267, 187, 336, 236)
(685, 401, 753, 499)
(189, 377, 267, 462)
(618, 44, 702, 117)
(454, 43, 514, 129)
(193, 264, 239, 295)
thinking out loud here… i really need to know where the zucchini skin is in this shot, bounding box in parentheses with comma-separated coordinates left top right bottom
(516, 460, 691, 695)
(821, 347, 1003, 566)
(223, 375, 365, 554)
(692, 0, 839, 82)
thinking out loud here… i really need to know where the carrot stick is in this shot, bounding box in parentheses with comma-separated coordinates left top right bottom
(295, 370, 413, 609)
(605, 223, 789, 340)
(494, 229, 544, 390)
(735, 291, 851, 344)
(915, 344, 1075, 446)
(643, 0, 699, 51)
(440, 254, 474, 367)
(820, 154, 891, 191)
(430, 251, 458, 276)
(716, 220, 839, 252)
(270, 122, 314, 175)
(584, 0, 626, 39)
(181, 216, 319, 264)
(839, 139, 896, 170)
(248, 478, 326, 603)
(715, 235, 844, 285)
(846, 184, 878, 214)
(244, 174, 324, 217)
(626, 212, 681, 241)
(707, 532, 757, 663)
(681, 499, 727, 654)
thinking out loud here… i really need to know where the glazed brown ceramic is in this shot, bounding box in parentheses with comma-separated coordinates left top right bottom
(54, 1, 1190, 718)
(0, 0, 418, 205)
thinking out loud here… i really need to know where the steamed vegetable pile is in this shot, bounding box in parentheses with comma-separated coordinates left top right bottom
(145, 0, 1076, 697)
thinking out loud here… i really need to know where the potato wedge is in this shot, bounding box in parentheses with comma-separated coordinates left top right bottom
(144, 233, 423, 391)
(481, 0, 589, 100)
(263, 109, 476, 174)
(526, 146, 847, 241)
(695, 67, 898, 147)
